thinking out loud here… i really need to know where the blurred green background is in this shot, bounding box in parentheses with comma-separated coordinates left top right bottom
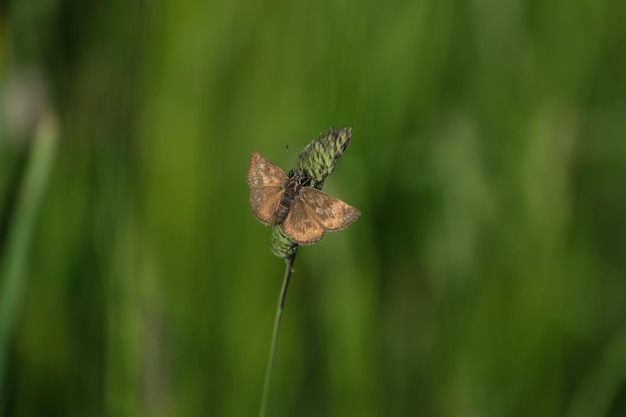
(1, 0, 626, 416)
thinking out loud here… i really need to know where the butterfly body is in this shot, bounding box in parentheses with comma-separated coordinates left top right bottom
(247, 152, 360, 245)
(274, 177, 301, 225)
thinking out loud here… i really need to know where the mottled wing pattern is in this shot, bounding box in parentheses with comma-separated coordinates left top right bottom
(299, 188, 361, 231)
(247, 152, 288, 224)
(247, 152, 288, 188)
(282, 198, 326, 245)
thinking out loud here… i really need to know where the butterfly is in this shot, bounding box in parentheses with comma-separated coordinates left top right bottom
(247, 152, 360, 245)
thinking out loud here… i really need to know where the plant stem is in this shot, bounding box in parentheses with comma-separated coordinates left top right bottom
(259, 249, 297, 417)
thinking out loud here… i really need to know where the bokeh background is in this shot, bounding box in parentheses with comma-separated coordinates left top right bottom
(1, 0, 626, 416)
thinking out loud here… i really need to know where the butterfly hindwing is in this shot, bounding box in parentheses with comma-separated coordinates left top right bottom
(282, 198, 325, 245)
(249, 185, 283, 225)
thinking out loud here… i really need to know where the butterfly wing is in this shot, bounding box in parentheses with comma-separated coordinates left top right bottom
(282, 197, 326, 245)
(247, 152, 288, 188)
(298, 188, 361, 231)
(247, 152, 288, 224)
(249, 186, 284, 225)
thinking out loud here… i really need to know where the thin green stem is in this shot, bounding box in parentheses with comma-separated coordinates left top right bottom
(259, 249, 297, 417)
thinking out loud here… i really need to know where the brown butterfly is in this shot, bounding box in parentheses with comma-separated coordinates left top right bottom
(247, 152, 360, 245)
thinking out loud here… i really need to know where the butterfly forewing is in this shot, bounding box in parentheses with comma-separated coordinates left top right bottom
(299, 188, 361, 231)
(247, 152, 289, 188)
(247, 152, 289, 224)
